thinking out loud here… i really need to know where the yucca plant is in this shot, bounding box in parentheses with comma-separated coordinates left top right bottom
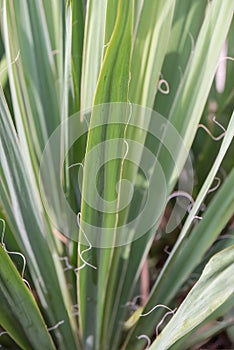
(0, 0, 234, 349)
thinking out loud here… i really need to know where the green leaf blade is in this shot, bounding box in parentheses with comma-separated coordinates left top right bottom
(0, 245, 56, 350)
(149, 246, 234, 350)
